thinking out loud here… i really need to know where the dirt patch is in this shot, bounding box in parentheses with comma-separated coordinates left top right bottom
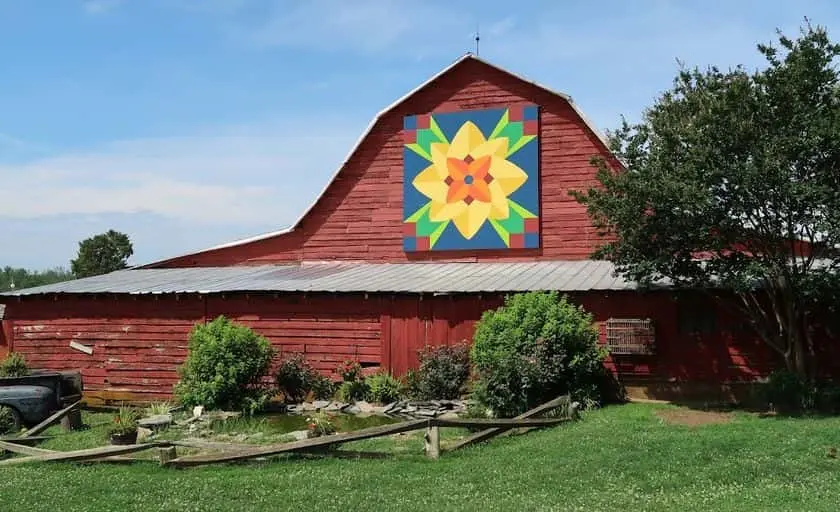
(655, 409, 733, 427)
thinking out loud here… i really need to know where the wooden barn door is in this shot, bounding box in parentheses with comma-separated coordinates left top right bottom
(384, 296, 491, 376)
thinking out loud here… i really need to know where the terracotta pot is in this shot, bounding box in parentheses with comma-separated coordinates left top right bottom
(110, 430, 138, 445)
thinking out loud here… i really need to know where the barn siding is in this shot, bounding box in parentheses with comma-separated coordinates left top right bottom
(3, 291, 789, 403)
(155, 58, 616, 268)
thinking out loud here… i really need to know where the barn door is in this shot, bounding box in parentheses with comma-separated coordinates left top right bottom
(384, 296, 479, 376)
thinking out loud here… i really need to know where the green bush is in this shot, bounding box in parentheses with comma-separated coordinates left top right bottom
(366, 372, 402, 404)
(175, 316, 275, 413)
(337, 380, 369, 403)
(471, 291, 606, 417)
(412, 344, 471, 400)
(0, 353, 30, 378)
(275, 354, 333, 403)
(765, 370, 812, 414)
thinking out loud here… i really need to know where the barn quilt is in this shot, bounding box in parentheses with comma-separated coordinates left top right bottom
(402, 105, 539, 251)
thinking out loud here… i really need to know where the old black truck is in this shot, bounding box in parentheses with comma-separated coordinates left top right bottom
(0, 370, 83, 434)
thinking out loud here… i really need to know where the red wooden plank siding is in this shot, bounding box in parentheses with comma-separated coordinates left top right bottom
(204, 295, 382, 376)
(155, 58, 617, 268)
(4, 290, 809, 403)
(0, 319, 12, 358)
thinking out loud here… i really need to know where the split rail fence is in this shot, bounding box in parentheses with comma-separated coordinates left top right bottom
(0, 395, 577, 468)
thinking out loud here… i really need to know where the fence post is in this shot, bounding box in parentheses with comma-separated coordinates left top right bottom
(158, 446, 177, 466)
(424, 424, 440, 460)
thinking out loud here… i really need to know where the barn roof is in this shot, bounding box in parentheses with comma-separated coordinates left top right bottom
(142, 53, 611, 268)
(0, 260, 638, 297)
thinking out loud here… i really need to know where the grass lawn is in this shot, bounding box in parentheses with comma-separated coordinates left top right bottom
(2, 403, 839, 511)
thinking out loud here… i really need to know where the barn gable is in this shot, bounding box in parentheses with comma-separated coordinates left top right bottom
(147, 54, 617, 268)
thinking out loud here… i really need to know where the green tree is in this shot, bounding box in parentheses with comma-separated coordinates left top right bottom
(572, 24, 840, 380)
(0, 266, 74, 292)
(70, 230, 134, 278)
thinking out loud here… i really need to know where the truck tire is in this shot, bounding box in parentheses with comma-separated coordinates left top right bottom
(0, 404, 21, 435)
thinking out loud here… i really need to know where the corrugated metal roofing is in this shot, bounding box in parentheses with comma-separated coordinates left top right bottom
(0, 260, 638, 297)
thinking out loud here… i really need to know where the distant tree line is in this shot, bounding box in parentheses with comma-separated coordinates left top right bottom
(0, 229, 134, 292)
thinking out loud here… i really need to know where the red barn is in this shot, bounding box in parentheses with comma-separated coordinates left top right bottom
(0, 55, 782, 405)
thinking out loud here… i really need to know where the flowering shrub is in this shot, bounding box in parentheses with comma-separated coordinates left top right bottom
(335, 360, 363, 382)
(305, 412, 336, 438)
(276, 354, 334, 403)
(412, 344, 471, 400)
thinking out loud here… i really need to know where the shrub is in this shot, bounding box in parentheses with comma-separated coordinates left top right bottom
(337, 380, 369, 403)
(0, 352, 30, 378)
(471, 291, 606, 417)
(175, 316, 275, 413)
(275, 354, 334, 403)
(366, 372, 402, 404)
(412, 344, 471, 400)
(764, 370, 811, 414)
(335, 360, 363, 382)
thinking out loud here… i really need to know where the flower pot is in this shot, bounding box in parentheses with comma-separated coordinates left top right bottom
(110, 430, 138, 445)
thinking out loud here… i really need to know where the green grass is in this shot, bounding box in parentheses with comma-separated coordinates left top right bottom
(2, 403, 840, 511)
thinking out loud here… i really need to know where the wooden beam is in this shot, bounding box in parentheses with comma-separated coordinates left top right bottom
(167, 419, 429, 468)
(447, 395, 571, 452)
(431, 417, 570, 429)
(170, 439, 255, 452)
(19, 400, 81, 438)
(0, 442, 166, 466)
(0, 435, 51, 445)
(0, 440, 53, 456)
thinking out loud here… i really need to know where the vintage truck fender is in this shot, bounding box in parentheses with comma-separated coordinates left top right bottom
(0, 385, 56, 425)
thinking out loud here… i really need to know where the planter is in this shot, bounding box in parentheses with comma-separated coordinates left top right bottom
(109, 430, 138, 445)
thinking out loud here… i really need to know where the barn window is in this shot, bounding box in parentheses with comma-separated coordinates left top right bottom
(605, 318, 655, 355)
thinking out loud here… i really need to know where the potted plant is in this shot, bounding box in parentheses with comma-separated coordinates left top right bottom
(108, 406, 140, 445)
(305, 412, 336, 439)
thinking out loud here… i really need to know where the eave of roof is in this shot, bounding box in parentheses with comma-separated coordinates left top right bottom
(141, 53, 613, 268)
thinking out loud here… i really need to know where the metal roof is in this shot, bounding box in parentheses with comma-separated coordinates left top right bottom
(0, 260, 637, 297)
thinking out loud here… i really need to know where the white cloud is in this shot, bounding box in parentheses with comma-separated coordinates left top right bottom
(82, 0, 123, 15)
(0, 118, 361, 225)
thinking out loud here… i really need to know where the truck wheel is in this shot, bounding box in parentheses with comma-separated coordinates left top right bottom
(0, 405, 21, 435)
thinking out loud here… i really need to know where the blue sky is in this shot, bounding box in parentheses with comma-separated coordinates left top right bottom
(1, 0, 838, 269)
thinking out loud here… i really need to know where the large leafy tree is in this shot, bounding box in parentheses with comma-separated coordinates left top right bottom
(70, 230, 134, 278)
(572, 24, 840, 380)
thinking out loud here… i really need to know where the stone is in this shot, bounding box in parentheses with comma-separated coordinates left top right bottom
(356, 401, 375, 414)
(286, 404, 301, 414)
(138, 414, 172, 430)
(342, 404, 361, 415)
(401, 405, 417, 414)
(302, 402, 316, 411)
(438, 411, 461, 420)
(371, 406, 387, 415)
(192, 405, 204, 418)
(287, 430, 310, 442)
(382, 402, 400, 414)
(325, 402, 344, 412)
(414, 409, 438, 418)
(136, 427, 153, 443)
(313, 400, 330, 410)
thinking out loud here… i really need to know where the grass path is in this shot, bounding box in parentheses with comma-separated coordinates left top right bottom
(2, 403, 839, 511)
